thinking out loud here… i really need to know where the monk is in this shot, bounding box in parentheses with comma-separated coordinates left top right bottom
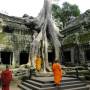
(52, 60, 62, 86)
(35, 55, 42, 72)
(1, 65, 12, 90)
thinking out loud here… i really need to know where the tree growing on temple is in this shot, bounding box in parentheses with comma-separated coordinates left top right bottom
(24, 0, 62, 72)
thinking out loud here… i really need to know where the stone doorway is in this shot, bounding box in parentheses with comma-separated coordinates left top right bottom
(48, 51, 55, 64)
(85, 50, 90, 62)
(1, 51, 13, 64)
(20, 51, 29, 65)
(63, 51, 71, 64)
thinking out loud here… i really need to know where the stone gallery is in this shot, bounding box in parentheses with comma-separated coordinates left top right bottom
(61, 10, 90, 66)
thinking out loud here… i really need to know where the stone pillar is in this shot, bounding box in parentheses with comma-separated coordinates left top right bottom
(71, 47, 74, 64)
(79, 47, 85, 64)
(27, 52, 31, 66)
(74, 45, 79, 65)
(0, 48, 2, 64)
(12, 50, 20, 68)
(10, 53, 12, 65)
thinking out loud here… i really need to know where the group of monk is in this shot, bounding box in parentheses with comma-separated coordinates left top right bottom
(35, 55, 62, 86)
(0, 55, 62, 90)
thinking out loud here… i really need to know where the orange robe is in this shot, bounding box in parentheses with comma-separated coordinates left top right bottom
(52, 63, 62, 85)
(1, 69, 12, 90)
(35, 57, 42, 71)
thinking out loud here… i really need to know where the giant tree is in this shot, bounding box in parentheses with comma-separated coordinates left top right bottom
(24, 0, 62, 72)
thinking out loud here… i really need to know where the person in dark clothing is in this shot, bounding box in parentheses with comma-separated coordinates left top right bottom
(0, 65, 12, 90)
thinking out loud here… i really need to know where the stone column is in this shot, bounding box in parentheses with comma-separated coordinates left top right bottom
(74, 45, 80, 65)
(27, 51, 31, 66)
(71, 47, 74, 64)
(10, 53, 12, 65)
(0, 48, 2, 64)
(12, 50, 20, 68)
(79, 47, 85, 64)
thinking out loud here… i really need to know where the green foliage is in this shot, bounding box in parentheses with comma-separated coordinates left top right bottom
(52, 4, 61, 20)
(52, 2, 80, 27)
(70, 4, 80, 17)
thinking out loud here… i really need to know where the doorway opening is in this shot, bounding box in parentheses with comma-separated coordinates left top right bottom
(63, 51, 71, 64)
(48, 50, 55, 64)
(20, 51, 29, 65)
(85, 50, 90, 62)
(1, 51, 13, 64)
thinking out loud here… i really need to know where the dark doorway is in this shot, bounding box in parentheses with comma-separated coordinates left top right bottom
(85, 50, 90, 61)
(1, 51, 13, 64)
(20, 51, 29, 65)
(48, 51, 55, 64)
(63, 51, 71, 63)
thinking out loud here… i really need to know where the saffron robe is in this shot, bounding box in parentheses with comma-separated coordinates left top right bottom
(1, 69, 12, 90)
(52, 63, 62, 85)
(35, 56, 42, 71)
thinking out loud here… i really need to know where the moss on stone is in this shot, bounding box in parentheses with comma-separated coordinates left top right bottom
(63, 32, 90, 45)
(79, 32, 90, 44)
(63, 34, 76, 45)
(0, 32, 11, 46)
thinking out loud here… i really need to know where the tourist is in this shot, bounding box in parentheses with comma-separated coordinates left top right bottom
(52, 59, 62, 86)
(0, 65, 12, 90)
(35, 55, 42, 72)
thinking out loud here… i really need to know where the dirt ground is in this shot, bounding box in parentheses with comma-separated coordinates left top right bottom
(0, 85, 20, 90)
(0, 79, 21, 90)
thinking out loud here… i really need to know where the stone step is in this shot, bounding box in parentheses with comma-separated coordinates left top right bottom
(60, 83, 86, 89)
(64, 86, 89, 90)
(21, 81, 87, 90)
(19, 83, 89, 90)
(22, 81, 41, 90)
(18, 84, 32, 90)
(31, 76, 78, 83)
(19, 77, 89, 90)
(25, 79, 84, 88)
(61, 80, 85, 86)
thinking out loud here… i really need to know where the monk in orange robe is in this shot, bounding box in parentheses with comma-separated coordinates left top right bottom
(35, 55, 42, 72)
(1, 65, 12, 90)
(52, 60, 62, 86)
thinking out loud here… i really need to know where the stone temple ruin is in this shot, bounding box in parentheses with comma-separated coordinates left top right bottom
(0, 14, 38, 66)
(0, 1, 90, 90)
(61, 9, 90, 66)
(0, 0, 62, 70)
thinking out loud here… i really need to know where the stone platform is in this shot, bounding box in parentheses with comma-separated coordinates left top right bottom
(18, 76, 90, 90)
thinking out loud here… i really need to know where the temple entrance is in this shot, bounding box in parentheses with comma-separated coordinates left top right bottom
(85, 50, 90, 62)
(63, 51, 71, 64)
(1, 51, 13, 64)
(48, 51, 55, 64)
(20, 51, 29, 65)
